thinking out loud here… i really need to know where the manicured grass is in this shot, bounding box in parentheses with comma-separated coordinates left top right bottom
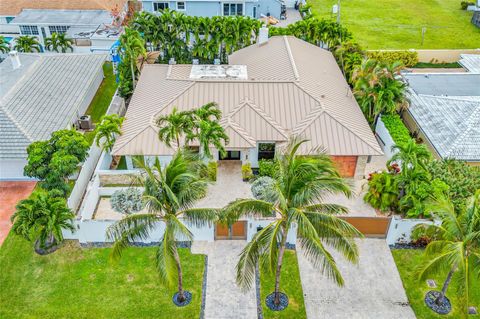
(260, 250, 307, 319)
(309, 0, 480, 49)
(84, 62, 118, 146)
(0, 234, 205, 319)
(392, 249, 480, 319)
(413, 62, 462, 68)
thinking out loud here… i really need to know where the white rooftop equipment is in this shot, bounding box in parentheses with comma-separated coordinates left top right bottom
(189, 65, 248, 80)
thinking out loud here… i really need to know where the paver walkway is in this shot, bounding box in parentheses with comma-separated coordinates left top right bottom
(297, 238, 416, 319)
(0, 181, 36, 245)
(192, 240, 257, 319)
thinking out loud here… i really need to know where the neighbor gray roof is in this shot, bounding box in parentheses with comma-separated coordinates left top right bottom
(113, 36, 382, 157)
(459, 54, 480, 73)
(11, 9, 112, 26)
(403, 73, 480, 96)
(408, 92, 480, 161)
(0, 53, 106, 159)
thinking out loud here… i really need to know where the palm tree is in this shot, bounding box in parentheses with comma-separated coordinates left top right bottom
(119, 28, 146, 88)
(223, 137, 362, 308)
(352, 59, 407, 125)
(388, 139, 431, 178)
(417, 190, 480, 314)
(156, 107, 194, 148)
(45, 32, 73, 53)
(13, 35, 42, 53)
(11, 192, 75, 252)
(106, 150, 218, 304)
(94, 114, 125, 153)
(0, 35, 9, 53)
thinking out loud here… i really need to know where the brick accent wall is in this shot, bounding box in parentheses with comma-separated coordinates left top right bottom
(331, 156, 358, 177)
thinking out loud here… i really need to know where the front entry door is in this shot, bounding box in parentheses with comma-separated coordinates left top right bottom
(215, 221, 247, 240)
(220, 150, 241, 160)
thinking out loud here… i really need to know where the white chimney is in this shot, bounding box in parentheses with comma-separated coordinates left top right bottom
(9, 51, 21, 70)
(258, 26, 269, 45)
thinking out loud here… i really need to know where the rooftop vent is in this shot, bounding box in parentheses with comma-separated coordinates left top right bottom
(189, 65, 248, 80)
(169, 58, 176, 65)
(8, 51, 21, 70)
(258, 26, 269, 45)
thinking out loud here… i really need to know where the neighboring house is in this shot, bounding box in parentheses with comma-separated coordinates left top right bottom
(403, 70, 480, 165)
(112, 35, 382, 178)
(140, 0, 285, 20)
(0, 0, 129, 52)
(0, 51, 107, 180)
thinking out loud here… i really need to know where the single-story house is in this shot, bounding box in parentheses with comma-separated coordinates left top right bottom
(0, 52, 107, 180)
(403, 72, 480, 165)
(140, 0, 287, 20)
(112, 35, 382, 177)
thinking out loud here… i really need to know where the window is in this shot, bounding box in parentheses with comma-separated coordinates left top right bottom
(48, 25, 69, 35)
(153, 2, 169, 11)
(19, 25, 39, 35)
(177, 1, 186, 10)
(6, 17, 15, 23)
(223, 3, 243, 16)
(258, 143, 275, 160)
(252, 6, 257, 18)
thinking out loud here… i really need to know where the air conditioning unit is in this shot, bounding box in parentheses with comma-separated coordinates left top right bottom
(78, 115, 93, 130)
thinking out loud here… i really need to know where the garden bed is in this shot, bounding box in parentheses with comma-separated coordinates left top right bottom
(259, 251, 307, 319)
(0, 234, 205, 319)
(391, 249, 480, 318)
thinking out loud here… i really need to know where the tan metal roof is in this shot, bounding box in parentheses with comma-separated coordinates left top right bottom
(0, 0, 126, 16)
(113, 36, 382, 157)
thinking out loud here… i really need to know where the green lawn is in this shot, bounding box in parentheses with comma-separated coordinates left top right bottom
(392, 249, 480, 319)
(260, 250, 307, 319)
(84, 62, 118, 145)
(309, 0, 480, 49)
(0, 234, 205, 319)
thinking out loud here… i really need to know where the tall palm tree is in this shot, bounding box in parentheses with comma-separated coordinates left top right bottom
(13, 35, 42, 53)
(11, 192, 75, 252)
(156, 107, 194, 148)
(45, 32, 73, 53)
(195, 120, 229, 158)
(417, 190, 480, 314)
(106, 150, 218, 304)
(94, 114, 125, 153)
(119, 28, 146, 88)
(223, 137, 362, 308)
(0, 35, 9, 53)
(388, 138, 431, 178)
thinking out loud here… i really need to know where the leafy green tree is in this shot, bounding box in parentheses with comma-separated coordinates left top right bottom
(11, 191, 75, 251)
(119, 28, 146, 88)
(94, 114, 125, 153)
(223, 138, 361, 308)
(156, 107, 194, 147)
(24, 129, 89, 195)
(352, 59, 407, 125)
(417, 190, 480, 314)
(0, 35, 9, 53)
(13, 35, 42, 53)
(363, 171, 399, 212)
(106, 150, 218, 304)
(45, 33, 73, 53)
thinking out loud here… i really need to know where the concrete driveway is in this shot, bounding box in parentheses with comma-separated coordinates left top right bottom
(0, 181, 36, 245)
(297, 238, 415, 319)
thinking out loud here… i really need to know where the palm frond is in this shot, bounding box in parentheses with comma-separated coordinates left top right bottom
(155, 225, 178, 287)
(223, 198, 275, 225)
(180, 207, 219, 228)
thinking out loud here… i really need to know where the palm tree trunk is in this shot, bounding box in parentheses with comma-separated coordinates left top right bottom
(173, 246, 185, 302)
(274, 227, 288, 306)
(130, 58, 136, 88)
(436, 266, 456, 304)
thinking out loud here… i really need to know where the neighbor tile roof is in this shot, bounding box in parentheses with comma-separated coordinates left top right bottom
(408, 93, 480, 161)
(0, 0, 126, 16)
(112, 36, 382, 157)
(10, 9, 112, 25)
(0, 53, 106, 159)
(459, 54, 480, 73)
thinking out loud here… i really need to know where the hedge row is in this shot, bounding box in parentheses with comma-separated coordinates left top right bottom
(366, 50, 418, 67)
(381, 114, 411, 146)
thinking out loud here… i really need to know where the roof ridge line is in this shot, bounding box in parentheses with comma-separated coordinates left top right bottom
(418, 94, 480, 103)
(322, 110, 382, 154)
(292, 106, 325, 136)
(152, 81, 196, 120)
(226, 121, 256, 147)
(283, 36, 299, 81)
(0, 106, 33, 142)
(242, 101, 289, 138)
(112, 125, 158, 155)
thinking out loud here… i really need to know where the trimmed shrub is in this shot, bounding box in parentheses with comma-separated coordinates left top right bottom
(461, 1, 474, 10)
(366, 50, 418, 67)
(207, 161, 217, 181)
(258, 159, 277, 178)
(251, 176, 276, 202)
(110, 188, 144, 215)
(363, 172, 399, 212)
(241, 162, 254, 181)
(381, 114, 411, 146)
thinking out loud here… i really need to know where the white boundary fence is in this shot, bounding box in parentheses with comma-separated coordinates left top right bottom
(386, 216, 441, 246)
(375, 115, 397, 160)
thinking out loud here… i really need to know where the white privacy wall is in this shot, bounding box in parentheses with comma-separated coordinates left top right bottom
(375, 115, 398, 160)
(386, 216, 441, 246)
